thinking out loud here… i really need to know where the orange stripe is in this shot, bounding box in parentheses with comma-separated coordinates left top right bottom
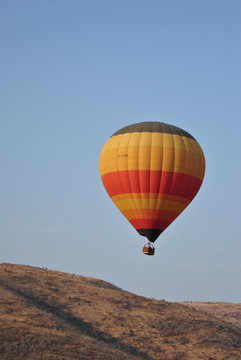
(112, 196, 188, 213)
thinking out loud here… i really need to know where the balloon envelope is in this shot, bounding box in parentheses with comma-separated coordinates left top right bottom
(99, 122, 205, 242)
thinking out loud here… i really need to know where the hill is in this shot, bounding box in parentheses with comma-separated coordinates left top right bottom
(0, 263, 240, 360)
(180, 302, 241, 329)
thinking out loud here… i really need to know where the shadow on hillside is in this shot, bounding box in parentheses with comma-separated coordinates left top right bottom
(0, 280, 156, 360)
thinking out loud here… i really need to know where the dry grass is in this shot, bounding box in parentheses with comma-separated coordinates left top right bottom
(180, 302, 241, 329)
(0, 263, 240, 360)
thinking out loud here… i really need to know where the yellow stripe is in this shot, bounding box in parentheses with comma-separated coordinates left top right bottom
(99, 146, 205, 179)
(101, 132, 203, 152)
(112, 193, 190, 206)
(113, 197, 187, 213)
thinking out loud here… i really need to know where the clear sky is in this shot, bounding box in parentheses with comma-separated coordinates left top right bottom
(1, 0, 240, 302)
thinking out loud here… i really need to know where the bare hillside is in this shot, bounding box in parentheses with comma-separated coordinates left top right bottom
(0, 263, 240, 360)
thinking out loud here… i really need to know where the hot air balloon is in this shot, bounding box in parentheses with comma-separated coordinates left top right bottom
(99, 122, 205, 255)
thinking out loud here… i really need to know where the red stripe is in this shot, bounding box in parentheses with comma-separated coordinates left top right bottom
(101, 170, 202, 202)
(130, 219, 172, 231)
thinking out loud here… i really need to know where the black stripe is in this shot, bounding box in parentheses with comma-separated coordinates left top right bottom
(137, 228, 163, 242)
(112, 122, 196, 140)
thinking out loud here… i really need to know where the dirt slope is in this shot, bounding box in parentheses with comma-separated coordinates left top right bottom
(0, 263, 240, 360)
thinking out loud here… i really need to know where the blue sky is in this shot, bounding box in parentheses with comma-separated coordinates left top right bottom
(1, 0, 240, 302)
